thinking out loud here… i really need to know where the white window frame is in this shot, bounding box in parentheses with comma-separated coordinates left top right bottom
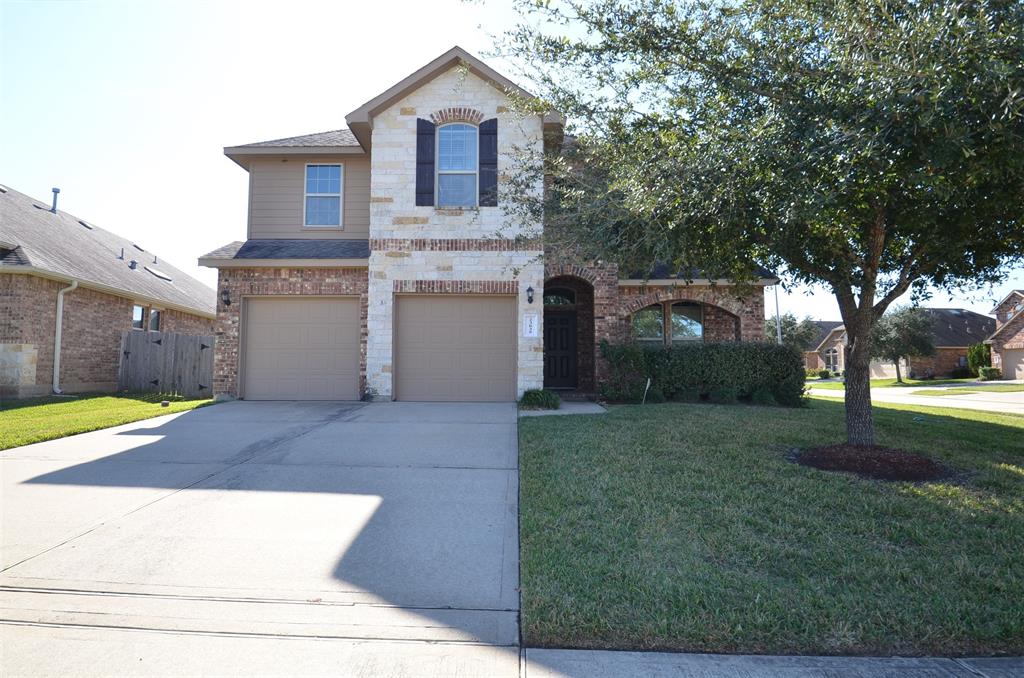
(435, 123, 478, 208)
(303, 163, 344, 229)
(148, 308, 161, 332)
(132, 304, 146, 331)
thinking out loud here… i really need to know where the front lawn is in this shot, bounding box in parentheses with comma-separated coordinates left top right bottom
(810, 377, 975, 390)
(915, 384, 1024, 396)
(518, 398, 1024, 655)
(0, 393, 212, 450)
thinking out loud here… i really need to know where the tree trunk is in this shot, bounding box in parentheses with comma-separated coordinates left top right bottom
(894, 359, 902, 384)
(844, 323, 875, 446)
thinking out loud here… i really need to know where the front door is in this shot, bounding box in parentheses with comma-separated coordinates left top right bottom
(544, 312, 577, 388)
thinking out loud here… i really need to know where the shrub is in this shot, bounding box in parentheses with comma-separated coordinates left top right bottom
(750, 386, 776, 405)
(967, 343, 991, 376)
(646, 385, 666, 403)
(708, 385, 738, 404)
(600, 341, 806, 407)
(949, 365, 972, 379)
(519, 389, 561, 410)
(816, 368, 831, 379)
(979, 367, 1002, 381)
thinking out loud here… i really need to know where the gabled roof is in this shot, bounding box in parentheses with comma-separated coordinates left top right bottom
(812, 308, 996, 352)
(989, 289, 1024, 314)
(0, 185, 215, 317)
(810, 321, 844, 350)
(199, 239, 370, 266)
(344, 45, 563, 150)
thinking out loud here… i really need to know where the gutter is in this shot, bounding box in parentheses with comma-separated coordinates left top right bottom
(52, 279, 78, 394)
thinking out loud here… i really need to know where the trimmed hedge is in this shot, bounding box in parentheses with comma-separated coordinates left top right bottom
(520, 388, 561, 410)
(600, 341, 806, 407)
(979, 366, 1002, 381)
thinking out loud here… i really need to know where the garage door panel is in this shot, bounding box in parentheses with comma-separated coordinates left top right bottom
(1004, 349, 1024, 380)
(243, 298, 360, 401)
(396, 296, 516, 402)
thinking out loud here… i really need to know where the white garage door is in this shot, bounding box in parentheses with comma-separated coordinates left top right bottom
(243, 297, 360, 400)
(1003, 349, 1024, 380)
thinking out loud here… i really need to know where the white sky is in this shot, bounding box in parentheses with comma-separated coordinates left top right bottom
(2, 0, 1021, 321)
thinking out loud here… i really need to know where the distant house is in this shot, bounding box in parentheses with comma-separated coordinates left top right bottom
(804, 309, 996, 378)
(988, 290, 1024, 379)
(1, 185, 215, 398)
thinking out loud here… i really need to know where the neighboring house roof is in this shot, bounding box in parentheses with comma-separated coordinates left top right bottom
(812, 308, 995, 352)
(809, 321, 844, 351)
(198, 239, 371, 267)
(344, 45, 563, 151)
(622, 263, 778, 284)
(988, 289, 1024, 314)
(0, 185, 215, 317)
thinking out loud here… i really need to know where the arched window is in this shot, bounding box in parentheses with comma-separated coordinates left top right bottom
(632, 305, 665, 345)
(670, 302, 703, 343)
(824, 347, 840, 371)
(437, 123, 478, 207)
(543, 288, 576, 306)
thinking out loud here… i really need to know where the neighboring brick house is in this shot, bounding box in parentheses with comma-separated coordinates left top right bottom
(0, 185, 216, 398)
(805, 309, 995, 379)
(987, 290, 1024, 379)
(200, 47, 772, 402)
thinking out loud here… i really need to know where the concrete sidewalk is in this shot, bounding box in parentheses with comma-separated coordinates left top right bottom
(808, 387, 1024, 414)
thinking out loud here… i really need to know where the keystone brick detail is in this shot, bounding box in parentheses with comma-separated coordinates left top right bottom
(430, 107, 485, 125)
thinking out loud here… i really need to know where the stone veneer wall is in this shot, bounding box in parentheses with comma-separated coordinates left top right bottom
(365, 66, 546, 399)
(213, 267, 369, 399)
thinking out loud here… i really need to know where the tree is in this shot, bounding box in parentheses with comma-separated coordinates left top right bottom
(870, 307, 935, 383)
(766, 313, 822, 353)
(501, 0, 1024, 445)
(967, 343, 992, 376)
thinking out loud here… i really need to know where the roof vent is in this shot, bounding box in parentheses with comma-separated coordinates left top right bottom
(50, 187, 60, 213)
(145, 266, 172, 281)
(132, 244, 145, 252)
(128, 259, 138, 270)
(0, 185, 8, 193)
(78, 220, 93, 230)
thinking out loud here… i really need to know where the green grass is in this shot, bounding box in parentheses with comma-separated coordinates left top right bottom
(518, 398, 1024, 655)
(915, 384, 1024, 396)
(810, 377, 976, 390)
(0, 393, 212, 450)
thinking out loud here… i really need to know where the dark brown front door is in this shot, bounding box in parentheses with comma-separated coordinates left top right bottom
(544, 312, 577, 388)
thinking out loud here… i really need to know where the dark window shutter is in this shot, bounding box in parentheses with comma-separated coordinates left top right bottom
(478, 118, 498, 206)
(415, 118, 436, 206)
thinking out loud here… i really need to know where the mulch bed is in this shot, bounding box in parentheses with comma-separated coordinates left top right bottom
(793, 444, 953, 482)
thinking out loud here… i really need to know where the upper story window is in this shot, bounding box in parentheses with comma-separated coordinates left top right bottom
(304, 164, 343, 227)
(436, 123, 478, 207)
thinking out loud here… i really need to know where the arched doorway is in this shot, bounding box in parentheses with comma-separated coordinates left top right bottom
(543, 275, 596, 391)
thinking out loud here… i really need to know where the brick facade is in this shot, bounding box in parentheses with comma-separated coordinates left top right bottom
(908, 348, 970, 378)
(214, 267, 369, 399)
(1, 272, 214, 398)
(989, 294, 1024, 374)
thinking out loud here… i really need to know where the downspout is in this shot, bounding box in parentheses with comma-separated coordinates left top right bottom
(52, 280, 78, 394)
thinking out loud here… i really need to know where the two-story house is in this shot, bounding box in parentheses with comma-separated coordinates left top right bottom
(987, 290, 1024, 379)
(200, 47, 773, 402)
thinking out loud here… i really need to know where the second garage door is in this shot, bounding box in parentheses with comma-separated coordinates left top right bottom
(243, 297, 360, 400)
(1002, 348, 1024, 380)
(395, 295, 516, 402)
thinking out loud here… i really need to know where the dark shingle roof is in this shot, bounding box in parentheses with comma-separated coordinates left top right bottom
(810, 321, 844, 349)
(924, 308, 995, 347)
(235, 129, 360, 148)
(201, 239, 371, 260)
(627, 263, 778, 282)
(0, 186, 215, 316)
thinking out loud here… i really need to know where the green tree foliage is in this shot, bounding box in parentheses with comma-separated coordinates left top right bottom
(502, 0, 1024, 444)
(967, 343, 992, 376)
(766, 313, 822, 352)
(870, 307, 935, 382)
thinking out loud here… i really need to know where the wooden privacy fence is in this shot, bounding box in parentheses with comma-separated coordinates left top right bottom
(118, 330, 214, 398)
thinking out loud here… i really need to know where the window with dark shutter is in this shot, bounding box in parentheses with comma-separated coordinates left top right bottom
(415, 118, 436, 206)
(478, 118, 498, 206)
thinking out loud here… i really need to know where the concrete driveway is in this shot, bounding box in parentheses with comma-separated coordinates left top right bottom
(1, 401, 522, 676)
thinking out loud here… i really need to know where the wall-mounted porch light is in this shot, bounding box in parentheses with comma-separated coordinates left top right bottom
(526, 286, 535, 304)
(220, 288, 232, 307)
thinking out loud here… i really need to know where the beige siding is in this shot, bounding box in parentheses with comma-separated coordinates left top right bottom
(248, 155, 370, 239)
